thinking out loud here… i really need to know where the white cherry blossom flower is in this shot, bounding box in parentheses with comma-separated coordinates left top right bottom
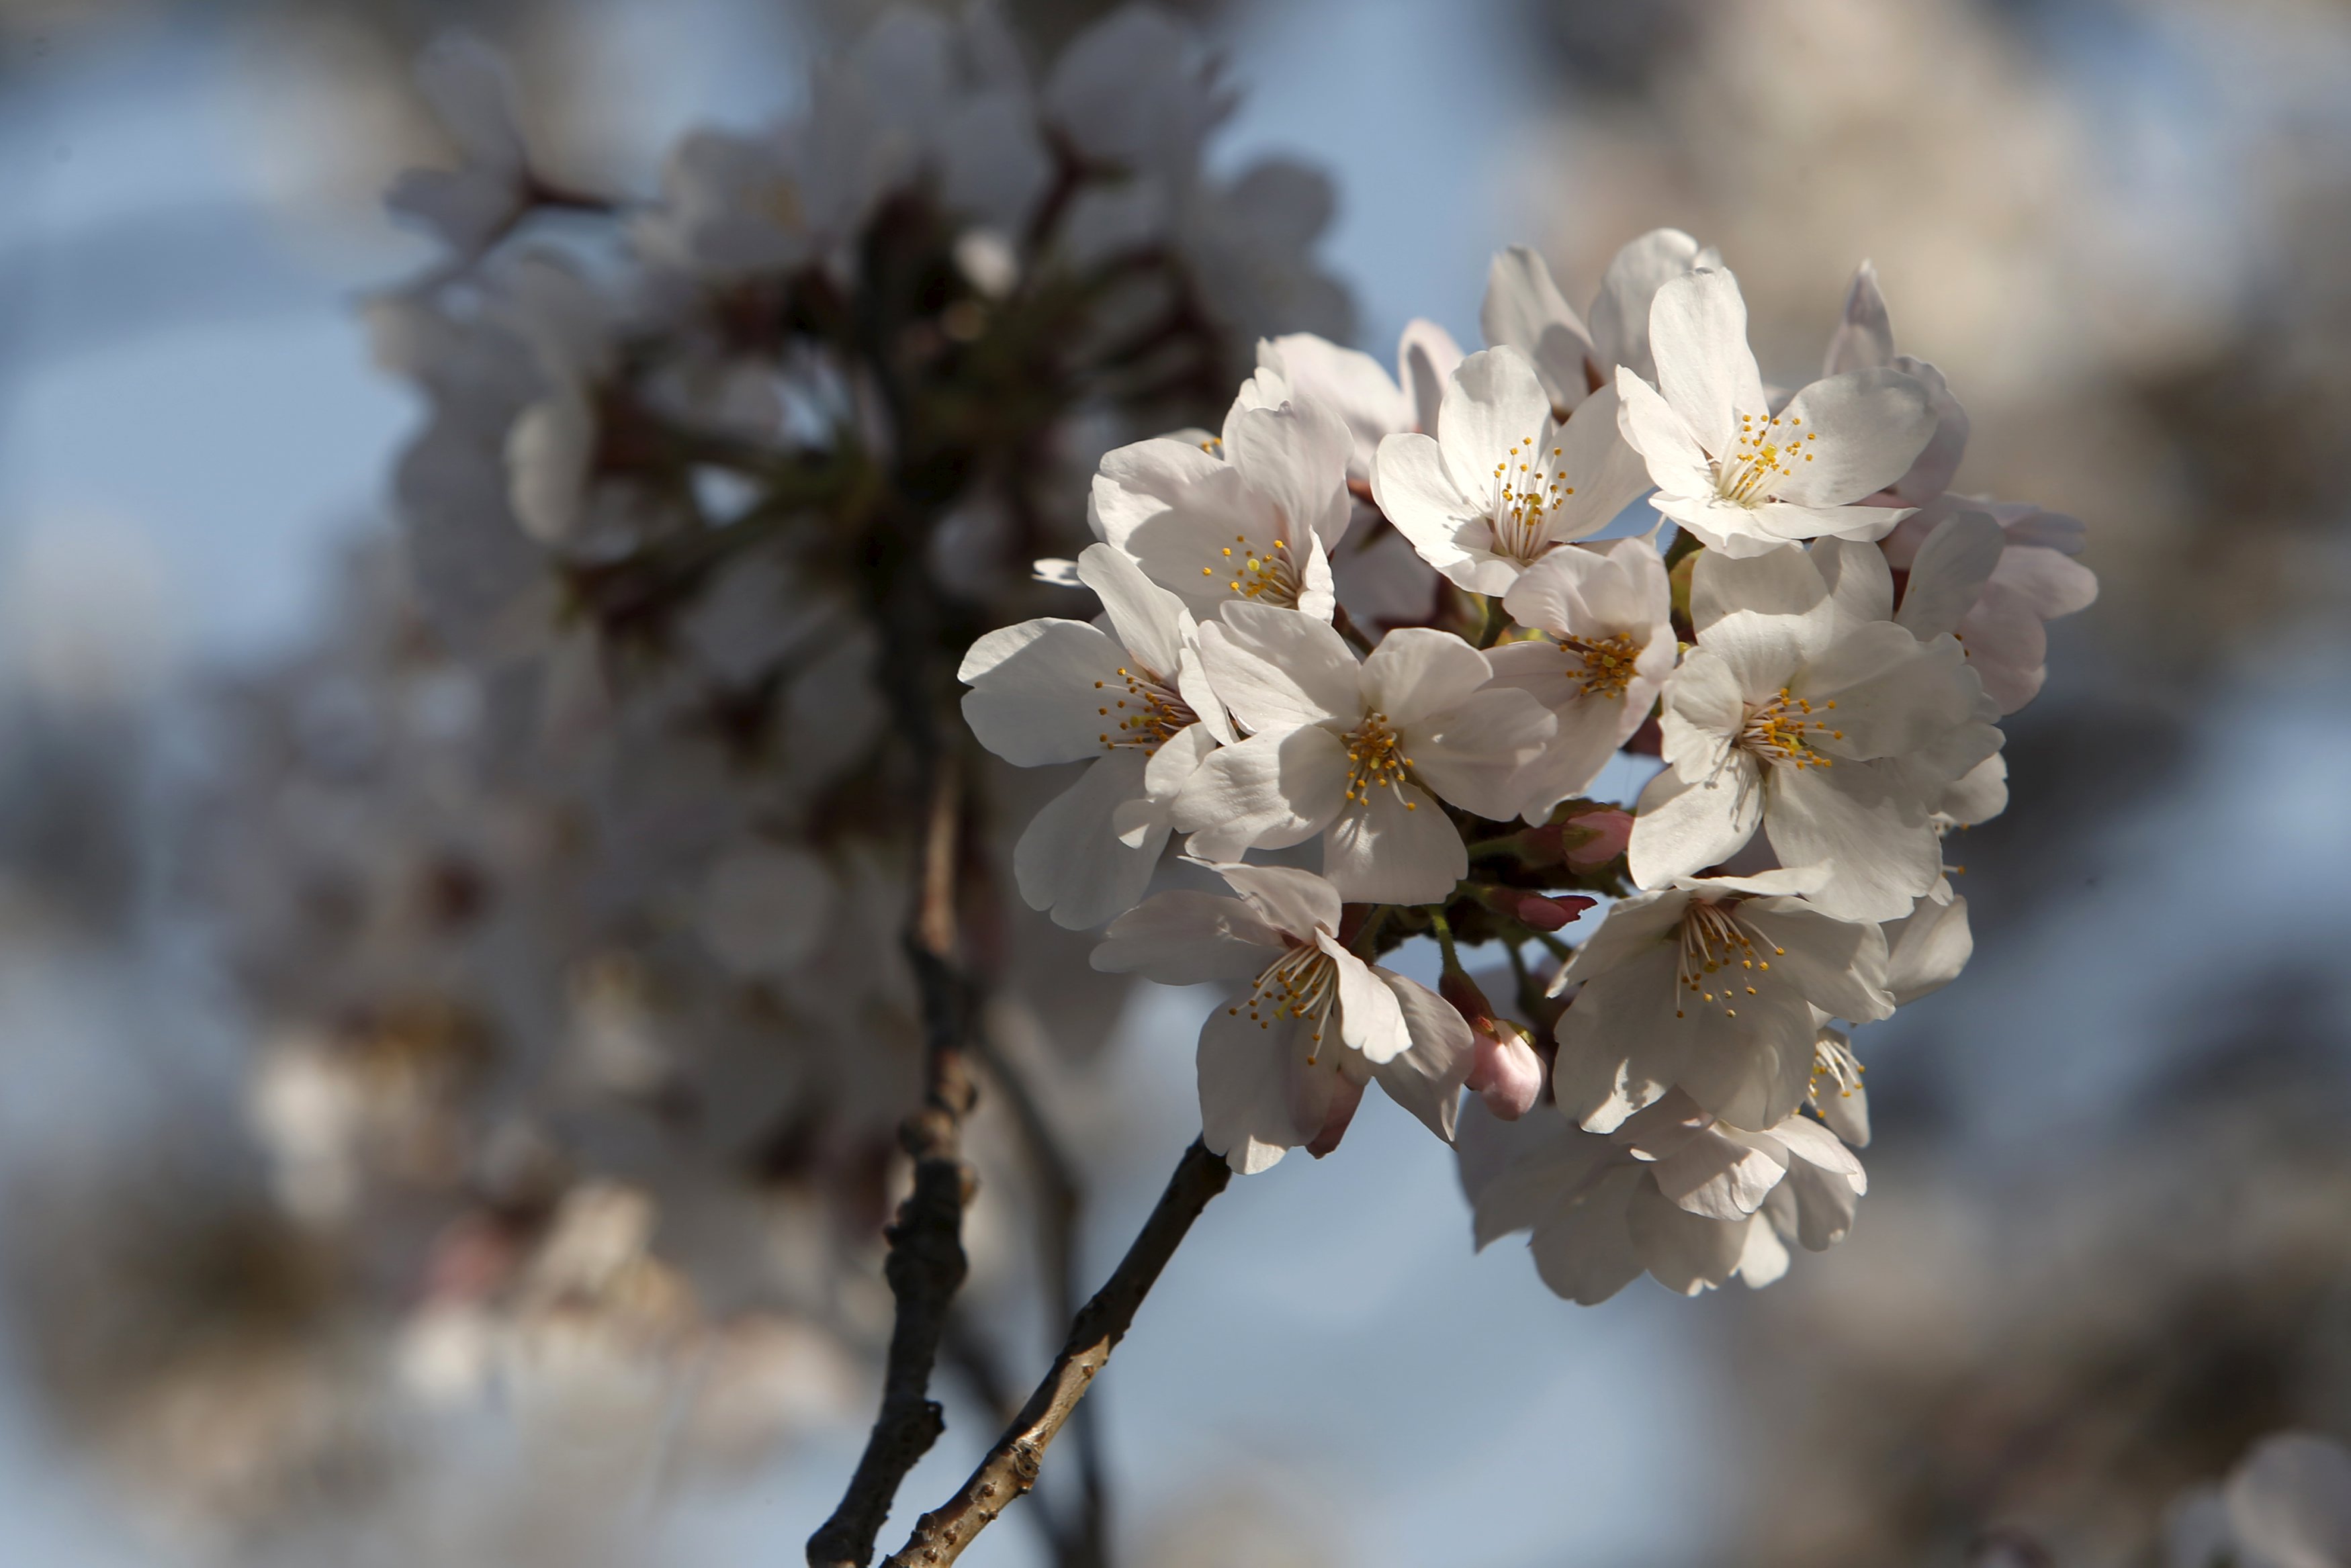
(1092, 864, 1472, 1173)
(388, 34, 534, 261)
(1820, 260, 1970, 508)
(1486, 536, 1678, 820)
(1478, 229, 1721, 415)
(1615, 268, 1938, 558)
(959, 545, 1234, 929)
(1174, 606, 1553, 904)
(1253, 322, 1464, 482)
(1458, 1086, 1867, 1305)
(1628, 543, 2000, 922)
(1882, 497, 2099, 714)
(1550, 867, 1894, 1133)
(1090, 391, 1355, 623)
(1369, 347, 1651, 596)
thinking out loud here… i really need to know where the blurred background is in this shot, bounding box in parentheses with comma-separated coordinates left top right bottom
(3, 0, 2350, 1565)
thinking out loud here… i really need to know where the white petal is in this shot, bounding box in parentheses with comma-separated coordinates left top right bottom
(1143, 719, 1220, 802)
(1690, 541, 1830, 639)
(1628, 757, 1763, 890)
(1744, 898, 1895, 1023)
(1372, 969, 1474, 1142)
(1370, 431, 1478, 573)
(1895, 510, 2004, 641)
(1812, 535, 1897, 627)
(1398, 318, 1465, 436)
(1770, 369, 1936, 508)
(1198, 604, 1360, 732)
(1883, 892, 1971, 1005)
(1437, 347, 1556, 500)
(1218, 862, 1344, 942)
(1589, 227, 1705, 381)
(1359, 627, 1493, 727)
(1092, 436, 1224, 549)
(1480, 246, 1596, 413)
(1016, 751, 1165, 928)
(1325, 938, 1409, 1064)
(2225, 1433, 2351, 1568)
(1527, 1164, 1649, 1305)
(959, 618, 1126, 766)
(1544, 382, 1654, 541)
(1093, 888, 1284, 983)
(1321, 781, 1465, 905)
(1076, 541, 1188, 676)
(1225, 397, 1355, 551)
(1401, 686, 1557, 821)
(1196, 1005, 1303, 1174)
(1613, 370, 1716, 499)
(1763, 756, 1941, 915)
(1173, 726, 1349, 858)
(1821, 261, 1894, 376)
(1650, 268, 1768, 455)
(1627, 1176, 1748, 1294)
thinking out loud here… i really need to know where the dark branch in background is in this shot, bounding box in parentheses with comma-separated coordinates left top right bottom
(883, 1138, 1233, 1568)
(807, 764, 982, 1568)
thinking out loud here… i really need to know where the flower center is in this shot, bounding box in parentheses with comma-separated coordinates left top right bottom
(1712, 412, 1817, 508)
(1342, 710, 1417, 810)
(1558, 631, 1642, 699)
(1093, 665, 1199, 755)
(1204, 531, 1304, 608)
(1486, 435, 1574, 564)
(1674, 898, 1784, 1020)
(1737, 686, 1842, 769)
(1228, 941, 1342, 1064)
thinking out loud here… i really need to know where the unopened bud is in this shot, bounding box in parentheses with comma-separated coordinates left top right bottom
(1561, 808, 1634, 870)
(1440, 971, 1545, 1120)
(1495, 889, 1594, 931)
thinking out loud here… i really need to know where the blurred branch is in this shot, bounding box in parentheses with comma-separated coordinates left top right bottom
(883, 1138, 1233, 1568)
(806, 763, 981, 1568)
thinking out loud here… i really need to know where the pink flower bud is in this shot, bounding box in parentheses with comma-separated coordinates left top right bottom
(1466, 1027, 1544, 1120)
(1562, 809, 1634, 870)
(1501, 890, 1595, 931)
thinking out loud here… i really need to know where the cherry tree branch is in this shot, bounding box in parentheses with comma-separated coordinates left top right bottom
(807, 765, 981, 1568)
(883, 1138, 1233, 1568)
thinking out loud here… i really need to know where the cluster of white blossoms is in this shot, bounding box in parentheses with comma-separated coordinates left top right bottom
(963, 235, 2095, 1303)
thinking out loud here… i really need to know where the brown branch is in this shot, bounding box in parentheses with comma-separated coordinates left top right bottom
(882, 1138, 1233, 1568)
(807, 763, 981, 1568)
(970, 1030, 1108, 1568)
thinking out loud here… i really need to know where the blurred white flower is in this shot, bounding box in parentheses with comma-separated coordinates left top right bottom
(387, 33, 533, 260)
(2168, 1432, 2351, 1568)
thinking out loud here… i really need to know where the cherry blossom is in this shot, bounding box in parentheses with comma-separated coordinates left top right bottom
(959, 545, 1234, 929)
(1478, 229, 1722, 415)
(1550, 867, 1894, 1133)
(1370, 347, 1652, 596)
(1628, 543, 1999, 922)
(1174, 604, 1553, 904)
(1092, 864, 1472, 1172)
(1615, 268, 1938, 557)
